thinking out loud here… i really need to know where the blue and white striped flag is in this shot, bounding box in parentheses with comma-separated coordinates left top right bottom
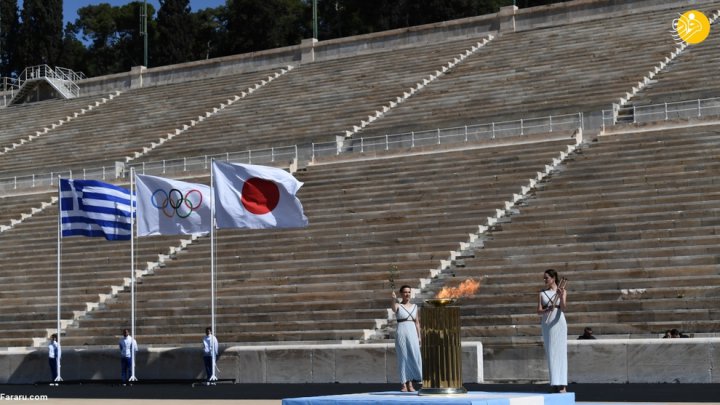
(59, 179, 133, 241)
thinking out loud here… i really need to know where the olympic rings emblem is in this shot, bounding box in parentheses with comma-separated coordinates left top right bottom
(151, 188, 204, 218)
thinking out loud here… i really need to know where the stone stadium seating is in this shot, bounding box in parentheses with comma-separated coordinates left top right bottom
(0, 95, 110, 150)
(1, 0, 719, 360)
(54, 136, 576, 346)
(447, 124, 720, 343)
(357, 4, 720, 138)
(626, 10, 720, 106)
(0, 69, 284, 178)
(0, 193, 191, 347)
(136, 36, 491, 163)
(0, 193, 54, 229)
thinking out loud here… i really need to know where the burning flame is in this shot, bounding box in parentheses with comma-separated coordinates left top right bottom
(436, 279, 480, 299)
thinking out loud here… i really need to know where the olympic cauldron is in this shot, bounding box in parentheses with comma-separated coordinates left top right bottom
(419, 279, 479, 395)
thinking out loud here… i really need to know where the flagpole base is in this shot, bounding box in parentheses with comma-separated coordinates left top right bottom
(129, 376, 138, 382)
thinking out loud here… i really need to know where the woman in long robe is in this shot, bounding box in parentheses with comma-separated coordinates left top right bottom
(392, 285, 422, 392)
(537, 269, 568, 393)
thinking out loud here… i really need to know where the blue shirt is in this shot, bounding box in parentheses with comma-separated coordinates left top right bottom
(202, 335, 218, 356)
(119, 336, 137, 358)
(48, 341, 61, 359)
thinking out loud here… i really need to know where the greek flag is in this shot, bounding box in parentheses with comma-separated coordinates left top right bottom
(59, 179, 133, 241)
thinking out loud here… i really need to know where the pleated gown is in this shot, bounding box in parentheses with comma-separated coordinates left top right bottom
(540, 290, 568, 386)
(395, 304, 422, 383)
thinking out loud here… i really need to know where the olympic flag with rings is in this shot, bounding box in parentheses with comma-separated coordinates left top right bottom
(135, 174, 211, 236)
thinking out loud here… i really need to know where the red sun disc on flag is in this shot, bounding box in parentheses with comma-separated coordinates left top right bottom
(241, 177, 280, 215)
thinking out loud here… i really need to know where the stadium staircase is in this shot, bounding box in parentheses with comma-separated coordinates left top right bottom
(340, 36, 495, 140)
(0, 68, 286, 178)
(0, 92, 120, 156)
(357, 4, 720, 137)
(0, 191, 202, 347)
(8, 65, 85, 105)
(1, 0, 720, 349)
(53, 135, 578, 346)
(124, 66, 294, 165)
(617, 9, 720, 124)
(136, 36, 494, 163)
(432, 124, 720, 343)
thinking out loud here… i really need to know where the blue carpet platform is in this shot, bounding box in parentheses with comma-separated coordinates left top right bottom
(282, 391, 575, 405)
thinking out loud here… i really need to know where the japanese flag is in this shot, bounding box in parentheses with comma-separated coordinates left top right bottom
(212, 161, 308, 229)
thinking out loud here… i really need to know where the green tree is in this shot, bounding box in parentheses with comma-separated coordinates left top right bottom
(225, 0, 306, 54)
(154, 0, 194, 66)
(316, 0, 512, 39)
(74, 3, 120, 75)
(17, 0, 63, 68)
(515, 0, 567, 8)
(57, 23, 89, 75)
(114, 2, 154, 69)
(191, 6, 225, 60)
(405, 0, 509, 26)
(8, 0, 567, 78)
(74, 2, 154, 76)
(0, 0, 20, 76)
(315, 0, 363, 38)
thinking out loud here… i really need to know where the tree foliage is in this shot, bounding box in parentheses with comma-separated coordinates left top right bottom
(224, 0, 307, 55)
(70, 2, 154, 76)
(17, 0, 63, 68)
(191, 6, 224, 60)
(315, 0, 508, 38)
(0, 0, 569, 78)
(154, 0, 194, 66)
(0, 0, 20, 76)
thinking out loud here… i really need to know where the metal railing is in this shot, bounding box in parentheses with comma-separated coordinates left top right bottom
(17, 65, 84, 99)
(0, 146, 300, 193)
(127, 146, 299, 177)
(0, 113, 583, 193)
(0, 112, 583, 193)
(312, 113, 583, 159)
(602, 97, 720, 130)
(1, 77, 20, 108)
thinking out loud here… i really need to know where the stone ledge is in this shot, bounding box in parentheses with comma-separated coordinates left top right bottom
(0, 342, 482, 384)
(485, 338, 720, 384)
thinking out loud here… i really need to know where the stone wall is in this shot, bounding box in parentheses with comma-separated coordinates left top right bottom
(484, 338, 720, 384)
(569, 338, 720, 384)
(511, 0, 693, 32)
(70, 0, 695, 98)
(3, 339, 720, 384)
(0, 342, 482, 384)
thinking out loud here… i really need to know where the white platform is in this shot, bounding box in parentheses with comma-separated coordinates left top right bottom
(282, 391, 575, 405)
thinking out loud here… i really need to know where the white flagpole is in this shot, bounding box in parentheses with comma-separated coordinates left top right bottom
(129, 169, 138, 382)
(55, 176, 63, 383)
(210, 159, 217, 382)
